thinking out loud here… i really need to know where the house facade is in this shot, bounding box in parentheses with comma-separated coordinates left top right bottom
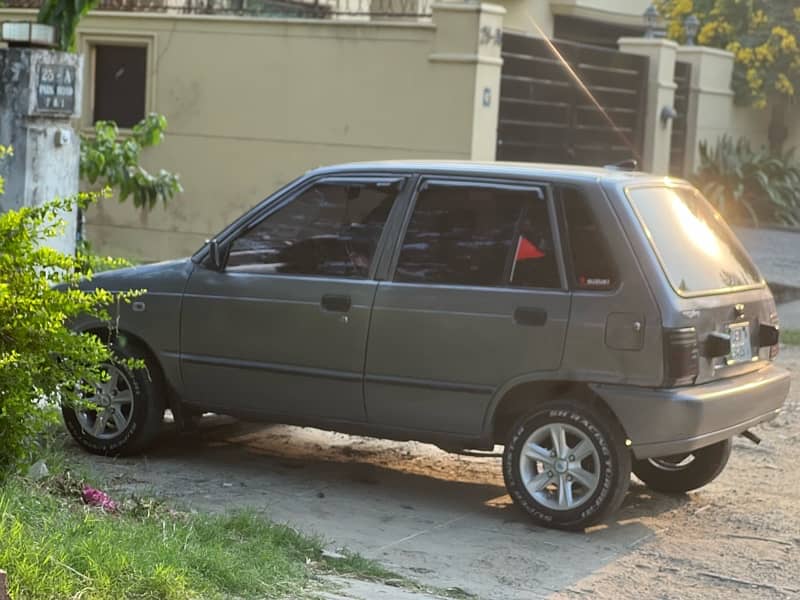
(1, 0, 795, 260)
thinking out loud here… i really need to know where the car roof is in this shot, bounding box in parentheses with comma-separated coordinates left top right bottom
(307, 160, 685, 186)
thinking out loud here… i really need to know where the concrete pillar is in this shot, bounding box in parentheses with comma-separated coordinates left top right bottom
(618, 37, 678, 174)
(430, 2, 506, 161)
(0, 48, 83, 255)
(675, 45, 735, 174)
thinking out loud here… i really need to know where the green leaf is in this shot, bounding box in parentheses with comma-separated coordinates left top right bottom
(79, 114, 182, 211)
(693, 134, 800, 226)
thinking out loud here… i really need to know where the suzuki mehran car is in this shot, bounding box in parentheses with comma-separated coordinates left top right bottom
(65, 161, 790, 530)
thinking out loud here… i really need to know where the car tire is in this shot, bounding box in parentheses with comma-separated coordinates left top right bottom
(502, 399, 631, 531)
(63, 338, 165, 456)
(632, 439, 732, 493)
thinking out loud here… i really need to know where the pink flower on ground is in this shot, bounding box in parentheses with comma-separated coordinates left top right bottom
(82, 486, 118, 512)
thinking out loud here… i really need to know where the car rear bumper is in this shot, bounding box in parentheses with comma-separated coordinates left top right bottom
(590, 364, 790, 459)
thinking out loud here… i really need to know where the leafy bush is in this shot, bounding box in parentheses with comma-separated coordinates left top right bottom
(692, 136, 800, 227)
(81, 114, 183, 211)
(37, 0, 99, 52)
(76, 240, 135, 274)
(0, 148, 137, 475)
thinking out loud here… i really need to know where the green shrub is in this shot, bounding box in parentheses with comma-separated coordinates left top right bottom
(75, 240, 135, 274)
(80, 114, 183, 211)
(37, 0, 99, 52)
(693, 136, 800, 227)
(0, 148, 137, 475)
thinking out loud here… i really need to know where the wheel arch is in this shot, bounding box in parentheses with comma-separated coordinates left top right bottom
(78, 323, 180, 415)
(484, 376, 631, 446)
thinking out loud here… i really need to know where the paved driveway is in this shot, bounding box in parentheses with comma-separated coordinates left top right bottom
(72, 350, 800, 599)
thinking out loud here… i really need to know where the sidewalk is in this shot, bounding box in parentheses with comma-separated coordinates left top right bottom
(735, 227, 800, 298)
(735, 227, 800, 329)
(319, 577, 448, 600)
(777, 300, 800, 331)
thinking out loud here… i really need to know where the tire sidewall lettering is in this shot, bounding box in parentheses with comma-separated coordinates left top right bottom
(503, 403, 623, 529)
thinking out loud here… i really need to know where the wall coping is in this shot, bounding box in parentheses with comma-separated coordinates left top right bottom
(429, 52, 503, 65)
(618, 36, 679, 50)
(550, 1, 648, 29)
(676, 45, 734, 60)
(431, 2, 506, 16)
(687, 85, 735, 97)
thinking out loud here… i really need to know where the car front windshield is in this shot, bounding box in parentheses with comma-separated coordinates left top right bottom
(627, 186, 762, 295)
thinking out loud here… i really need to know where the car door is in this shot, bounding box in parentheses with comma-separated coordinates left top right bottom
(364, 178, 571, 435)
(180, 175, 405, 421)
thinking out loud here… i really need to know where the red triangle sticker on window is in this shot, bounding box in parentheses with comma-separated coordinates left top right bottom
(515, 236, 545, 260)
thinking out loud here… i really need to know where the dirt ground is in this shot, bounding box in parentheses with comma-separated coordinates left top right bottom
(70, 348, 800, 600)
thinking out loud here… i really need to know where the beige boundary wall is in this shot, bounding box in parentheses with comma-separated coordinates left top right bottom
(730, 104, 800, 155)
(1, 4, 505, 261)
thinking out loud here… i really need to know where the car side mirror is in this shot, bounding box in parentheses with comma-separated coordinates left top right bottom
(207, 238, 225, 271)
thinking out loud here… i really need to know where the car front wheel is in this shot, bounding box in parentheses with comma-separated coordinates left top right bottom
(632, 439, 732, 493)
(63, 339, 165, 456)
(502, 399, 631, 531)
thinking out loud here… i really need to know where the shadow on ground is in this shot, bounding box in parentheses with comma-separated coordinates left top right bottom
(71, 417, 690, 600)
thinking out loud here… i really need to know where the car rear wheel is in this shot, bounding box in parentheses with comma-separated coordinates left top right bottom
(633, 439, 732, 493)
(63, 339, 165, 456)
(502, 399, 631, 531)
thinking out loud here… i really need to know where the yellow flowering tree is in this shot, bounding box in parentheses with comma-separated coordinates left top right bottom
(658, 0, 800, 152)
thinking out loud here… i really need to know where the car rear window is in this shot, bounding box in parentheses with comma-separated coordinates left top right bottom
(627, 186, 762, 295)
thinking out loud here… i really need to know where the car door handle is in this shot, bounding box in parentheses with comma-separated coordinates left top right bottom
(514, 307, 548, 327)
(321, 294, 351, 313)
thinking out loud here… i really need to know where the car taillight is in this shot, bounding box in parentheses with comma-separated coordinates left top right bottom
(766, 313, 780, 360)
(664, 327, 699, 387)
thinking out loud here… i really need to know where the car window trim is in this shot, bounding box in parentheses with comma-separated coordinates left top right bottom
(220, 174, 410, 281)
(384, 176, 568, 292)
(556, 184, 621, 294)
(192, 173, 308, 264)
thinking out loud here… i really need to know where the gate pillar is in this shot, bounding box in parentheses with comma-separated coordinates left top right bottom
(618, 37, 678, 175)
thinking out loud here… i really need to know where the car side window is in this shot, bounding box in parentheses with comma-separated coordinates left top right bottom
(226, 180, 400, 277)
(393, 182, 560, 289)
(561, 186, 617, 291)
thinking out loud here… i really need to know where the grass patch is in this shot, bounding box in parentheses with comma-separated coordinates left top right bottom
(0, 477, 323, 599)
(324, 552, 401, 582)
(322, 551, 476, 599)
(781, 329, 800, 346)
(0, 435, 453, 599)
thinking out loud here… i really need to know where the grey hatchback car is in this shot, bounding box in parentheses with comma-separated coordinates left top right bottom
(65, 161, 790, 530)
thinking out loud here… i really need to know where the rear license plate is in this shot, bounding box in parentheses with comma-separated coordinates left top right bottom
(727, 322, 753, 365)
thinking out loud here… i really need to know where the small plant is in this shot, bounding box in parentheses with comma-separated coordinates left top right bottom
(76, 240, 135, 274)
(693, 136, 800, 227)
(81, 114, 183, 211)
(37, 0, 99, 52)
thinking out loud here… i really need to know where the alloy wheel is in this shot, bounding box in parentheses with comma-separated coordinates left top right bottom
(519, 423, 601, 511)
(76, 364, 135, 439)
